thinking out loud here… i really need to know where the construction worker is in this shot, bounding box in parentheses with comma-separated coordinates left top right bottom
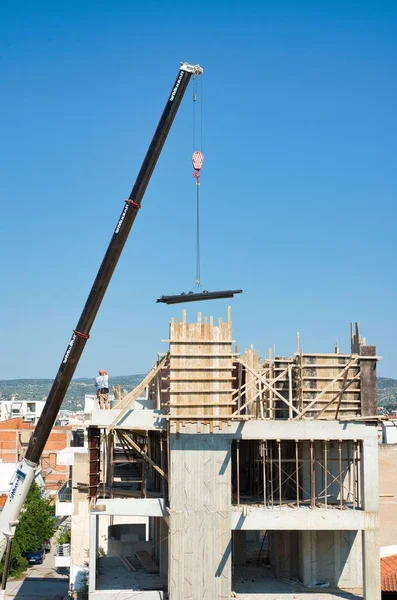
(95, 369, 110, 410)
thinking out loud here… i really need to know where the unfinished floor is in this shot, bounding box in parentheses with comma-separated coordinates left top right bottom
(96, 556, 166, 592)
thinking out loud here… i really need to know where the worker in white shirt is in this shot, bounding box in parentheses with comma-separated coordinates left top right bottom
(95, 369, 109, 409)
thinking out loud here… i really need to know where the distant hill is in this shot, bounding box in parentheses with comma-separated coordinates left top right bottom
(0, 375, 145, 411)
(377, 377, 397, 411)
(0, 375, 396, 412)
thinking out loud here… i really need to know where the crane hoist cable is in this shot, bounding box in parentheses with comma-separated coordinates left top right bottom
(192, 75, 204, 290)
(156, 74, 243, 305)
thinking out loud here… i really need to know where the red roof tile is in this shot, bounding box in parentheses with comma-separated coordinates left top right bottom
(381, 555, 397, 591)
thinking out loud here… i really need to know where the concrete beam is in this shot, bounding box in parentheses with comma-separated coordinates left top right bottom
(173, 420, 378, 441)
(93, 498, 166, 517)
(89, 409, 166, 430)
(230, 507, 368, 530)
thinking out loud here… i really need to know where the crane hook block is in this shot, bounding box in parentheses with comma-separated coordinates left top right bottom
(192, 151, 204, 171)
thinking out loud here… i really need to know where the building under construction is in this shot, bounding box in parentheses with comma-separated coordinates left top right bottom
(66, 309, 380, 599)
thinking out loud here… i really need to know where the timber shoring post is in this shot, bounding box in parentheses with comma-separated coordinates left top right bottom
(288, 365, 293, 419)
(310, 440, 315, 509)
(324, 441, 328, 510)
(236, 440, 240, 507)
(295, 440, 300, 508)
(109, 431, 114, 499)
(357, 441, 361, 508)
(160, 436, 165, 499)
(270, 442, 274, 508)
(339, 440, 343, 509)
(142, 436, 148, 498)
(353, 440, 357, 510)
(263, 441, 267, 508)
(347, 440, 352, 504)
(277, 440, 282, 509)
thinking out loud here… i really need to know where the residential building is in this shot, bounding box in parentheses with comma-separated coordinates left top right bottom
(0, 417, 71, 494)
(0, 398, 45, 424)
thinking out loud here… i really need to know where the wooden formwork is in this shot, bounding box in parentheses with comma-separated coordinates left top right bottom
(107, 315, 378, 431)
(165, 308, 235, 423)
(296, 353, 361, 419)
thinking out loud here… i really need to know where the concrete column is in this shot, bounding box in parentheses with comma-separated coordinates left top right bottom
(360, 345, 377, 416)
(300, 531, 316, 586)
(89, 513, 98, 592)
(300, 441, 311, 503)
(169, 434, 232, 600)
(362, 529, 381, 599)
(360, 435, 380, 599)
(273, 531, 292, 580)
(361, 437, 379, 512)
(232, 531, 246, 566)
(336, 530, 362, 589)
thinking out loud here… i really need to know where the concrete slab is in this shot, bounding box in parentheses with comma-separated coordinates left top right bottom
(232, 568, 362, 599)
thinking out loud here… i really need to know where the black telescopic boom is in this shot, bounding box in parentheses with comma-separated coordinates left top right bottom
(25, 64, 200, 464)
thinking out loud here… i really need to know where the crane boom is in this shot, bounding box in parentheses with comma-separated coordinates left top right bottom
(0, 61, 203, 567)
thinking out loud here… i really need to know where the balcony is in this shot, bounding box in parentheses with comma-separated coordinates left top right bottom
(55, 484, 73, 517)
(55, 543, 71, 568)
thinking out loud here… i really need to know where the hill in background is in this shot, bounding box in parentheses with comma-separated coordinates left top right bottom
(0, 375, 145, 411)
(0, 375, 396, 412)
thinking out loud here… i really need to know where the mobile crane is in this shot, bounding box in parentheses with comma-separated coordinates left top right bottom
(0, 61, 203, 583)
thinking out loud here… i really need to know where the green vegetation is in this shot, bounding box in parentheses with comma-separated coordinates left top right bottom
(0, 483, 56, 579)
(56, 527, 71, 546)
(0, 539, 28, 580)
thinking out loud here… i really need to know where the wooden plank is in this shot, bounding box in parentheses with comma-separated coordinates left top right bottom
(119, 433, 168, 481)
(109, 356, 168, 429)
(165, 389, 235, 394)
(134, 550, 159, 573)
(168, 414, 251, 420)
(168, 311, 234, 421)
(170, 353, 237, 357)
(118, 554, 136, 572)
(234, 359, 300, 417)
(164, 402, 236, 407)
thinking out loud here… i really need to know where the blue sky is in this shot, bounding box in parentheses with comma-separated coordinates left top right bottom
(0, 0, 396, 379)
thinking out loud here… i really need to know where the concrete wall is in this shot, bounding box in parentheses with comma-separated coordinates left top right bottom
(269, 531, 300, 580)
(169, 433, 232, 600)
(71, 451, 90, 591)
(379, 444, 397, 548)
(269, 530, 362, 588)
(301, 530, 362, 588)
